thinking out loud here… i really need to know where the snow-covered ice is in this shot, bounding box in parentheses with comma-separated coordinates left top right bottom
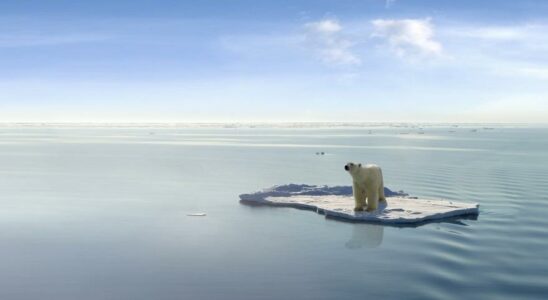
(239, 184, 479, 225)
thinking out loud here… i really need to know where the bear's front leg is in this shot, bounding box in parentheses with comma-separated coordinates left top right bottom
(353, 182, 365, 211)
(366, 190, 379, 212)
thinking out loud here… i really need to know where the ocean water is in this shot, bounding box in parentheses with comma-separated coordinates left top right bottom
(1, 125, 547, 299)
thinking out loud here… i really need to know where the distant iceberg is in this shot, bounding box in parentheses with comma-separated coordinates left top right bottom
(239, 184, 479, 225)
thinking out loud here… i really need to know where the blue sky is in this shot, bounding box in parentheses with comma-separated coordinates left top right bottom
(1, 0, 548, 123)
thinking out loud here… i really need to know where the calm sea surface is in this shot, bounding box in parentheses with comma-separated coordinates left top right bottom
(1, 125, 547, 299)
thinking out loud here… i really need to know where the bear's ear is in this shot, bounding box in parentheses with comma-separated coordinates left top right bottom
(358, 163, 362, 167)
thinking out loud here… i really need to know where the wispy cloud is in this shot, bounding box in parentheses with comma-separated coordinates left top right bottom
(306, 19, 342, 34)
(440, 22, 548, 81)
(385, 0, 396, 9)
(304, 18, 361, 66)
(371, 18, 443, 59)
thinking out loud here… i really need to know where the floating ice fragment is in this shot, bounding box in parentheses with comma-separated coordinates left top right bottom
(187, 213, 206, 217)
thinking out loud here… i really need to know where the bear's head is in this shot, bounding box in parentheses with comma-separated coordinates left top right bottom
(344, 162, 362, 176)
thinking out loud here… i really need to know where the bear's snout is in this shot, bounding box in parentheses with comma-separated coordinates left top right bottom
(344, 165, 349, 171)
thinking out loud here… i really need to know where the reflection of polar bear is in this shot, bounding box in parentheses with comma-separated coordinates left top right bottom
(345, 224, 384, 249)
(344, 162, 385, 212)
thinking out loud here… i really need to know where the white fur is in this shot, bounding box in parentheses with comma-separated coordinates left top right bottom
(345, 162, 385, 212)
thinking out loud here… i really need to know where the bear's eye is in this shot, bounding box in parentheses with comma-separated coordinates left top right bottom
(350, 163, 354, 166)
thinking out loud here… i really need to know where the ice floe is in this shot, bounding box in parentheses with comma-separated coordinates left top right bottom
(239, 184, 479, 225)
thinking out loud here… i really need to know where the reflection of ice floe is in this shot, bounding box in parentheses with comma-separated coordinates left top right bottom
(240, 184, 479, 226)
(345, 224, 384, 249)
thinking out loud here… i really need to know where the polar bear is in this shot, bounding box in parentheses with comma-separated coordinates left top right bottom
(344, 162, 385, 212)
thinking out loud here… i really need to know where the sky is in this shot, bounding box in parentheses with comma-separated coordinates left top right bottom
(1, 0, 548, 123)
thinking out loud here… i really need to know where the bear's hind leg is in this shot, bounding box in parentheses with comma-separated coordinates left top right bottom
(379, 171, 386, 202)
(366, 190, 379, 212)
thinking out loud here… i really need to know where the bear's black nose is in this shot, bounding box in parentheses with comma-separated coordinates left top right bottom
(344, 165, 349, 171)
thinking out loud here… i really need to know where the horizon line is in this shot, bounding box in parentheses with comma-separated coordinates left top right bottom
(0, 121, 545, 128)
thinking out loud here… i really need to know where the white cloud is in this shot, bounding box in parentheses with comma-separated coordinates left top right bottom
(304, 19, 361, 66)
(308, 19, 342, 34)
(371, 18, 443, 58)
